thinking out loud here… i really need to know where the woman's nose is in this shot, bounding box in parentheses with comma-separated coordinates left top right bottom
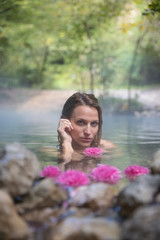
(84, 125, 91, 134)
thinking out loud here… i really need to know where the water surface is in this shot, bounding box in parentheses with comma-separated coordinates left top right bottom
(0, 110, 160, 172)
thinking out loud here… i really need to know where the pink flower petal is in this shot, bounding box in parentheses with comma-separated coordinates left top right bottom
(40, 165, 62, 179)
(83, 147, 103, 157)
(90, 164, 122, 184)
(56, 170, 90, 187)
(124, 165, 150, 181)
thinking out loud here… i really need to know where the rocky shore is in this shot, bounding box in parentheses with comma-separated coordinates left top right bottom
(1, 142, 160, 240)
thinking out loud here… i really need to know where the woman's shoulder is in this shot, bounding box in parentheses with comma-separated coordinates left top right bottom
(100, 139, 116, 149)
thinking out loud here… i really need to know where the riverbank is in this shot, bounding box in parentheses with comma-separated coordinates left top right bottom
(0, 88, 160, 114)
(0, 88, 75, 113)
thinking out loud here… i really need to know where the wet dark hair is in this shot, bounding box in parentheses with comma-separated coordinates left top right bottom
(58, 92, 102, 147)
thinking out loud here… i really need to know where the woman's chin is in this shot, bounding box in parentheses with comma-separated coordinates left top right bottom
(72, 141, 92, 151)
(80, 142, 91, 148)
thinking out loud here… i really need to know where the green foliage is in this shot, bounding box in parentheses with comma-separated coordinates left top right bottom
(0, 0, 160, 91)
(135, 45, 160, 85)
(143, 0, 160, 15)
(98, 94, 143, 114)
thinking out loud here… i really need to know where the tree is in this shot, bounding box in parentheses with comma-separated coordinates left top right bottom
(143, 0, 160, 15)
(0, 0, 160, 91)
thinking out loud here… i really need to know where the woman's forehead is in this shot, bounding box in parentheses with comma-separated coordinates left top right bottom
(71, 105, 98, 119)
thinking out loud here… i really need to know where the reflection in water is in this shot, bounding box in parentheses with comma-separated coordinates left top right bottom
(0, 110, 160, 172)
(58, 156, 101, 173)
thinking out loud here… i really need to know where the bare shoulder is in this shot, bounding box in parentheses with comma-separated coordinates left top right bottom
(100, 139, 116, 149)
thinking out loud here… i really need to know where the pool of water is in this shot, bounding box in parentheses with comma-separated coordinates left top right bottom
(0, 110, 160, 172)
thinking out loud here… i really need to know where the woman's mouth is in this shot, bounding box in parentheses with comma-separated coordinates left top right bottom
(81, 138, 92, 142)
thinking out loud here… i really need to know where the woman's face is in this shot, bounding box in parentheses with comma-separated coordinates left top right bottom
(69, 105, 99, 150)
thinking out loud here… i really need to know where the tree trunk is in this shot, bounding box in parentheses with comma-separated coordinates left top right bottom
(127, 27, 149, 112)
(84, 21, 95, 94)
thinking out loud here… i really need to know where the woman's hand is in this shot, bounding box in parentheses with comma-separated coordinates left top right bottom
(57, 119, 73, 144)
(57, 119, 74, 160)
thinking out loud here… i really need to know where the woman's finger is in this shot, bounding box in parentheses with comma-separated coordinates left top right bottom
(58, 119, 73, 130)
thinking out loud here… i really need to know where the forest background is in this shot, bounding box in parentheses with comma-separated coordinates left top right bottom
(0, 0, 160, 96)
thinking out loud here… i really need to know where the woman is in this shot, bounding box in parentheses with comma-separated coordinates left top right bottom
(57, 92, 115, 161)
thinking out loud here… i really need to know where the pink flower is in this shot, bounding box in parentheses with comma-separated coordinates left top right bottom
(83, 147, 103, 157)
(124, 165, 150, 181)
(56, 170, 90, 187)
(40, 165, 62, 179)
(90, 164, 122, 184)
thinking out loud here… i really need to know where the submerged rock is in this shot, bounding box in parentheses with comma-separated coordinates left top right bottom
(117, 174, 160, 218)
(0, 142, 41, 197)
(53, 216, 121, 240)
(0, 190, 29, 240)
(122, 205, 160, 240)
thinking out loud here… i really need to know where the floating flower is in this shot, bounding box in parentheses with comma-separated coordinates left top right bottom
(56, 170, 90, 187)
(124, 165, 150, 181)
(40, 165, 62, 179)
(83, 147, 103, 157)
(90, 164, 122, 184)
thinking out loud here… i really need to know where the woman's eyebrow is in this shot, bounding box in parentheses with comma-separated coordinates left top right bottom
(76, 118, 86, 121)
(76, 118, 99, 122)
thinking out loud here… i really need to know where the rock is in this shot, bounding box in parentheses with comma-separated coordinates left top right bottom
(23, 207, 64, 224)
(117, 174, 160, 218)
(0, 142, 41, 197)
(69, 182, 116, 210)
(17, 178, 68, 214)
(0, 190, 29, 240)
(122, 205, 160, 240)
(22, 207, 67, 240)
(53, 216, 121, 240)
(150, 149, 160, 174)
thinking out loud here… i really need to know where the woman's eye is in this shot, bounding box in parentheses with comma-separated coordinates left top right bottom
(77, 120, 85, 126)
(91, 121, 98, 127)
